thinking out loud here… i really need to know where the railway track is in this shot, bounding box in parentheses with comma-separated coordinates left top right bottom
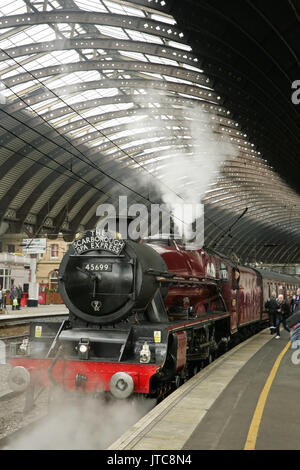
(0, 417, 46, 449)
(0, 314, 68, 342)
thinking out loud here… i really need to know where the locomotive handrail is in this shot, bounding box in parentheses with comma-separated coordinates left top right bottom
(156, 276, 219, 286)
(69, 254, 126, 258)
(46, 319, 68, 359)
(87, 292, 134, 297)
(146, 268, 174, 278)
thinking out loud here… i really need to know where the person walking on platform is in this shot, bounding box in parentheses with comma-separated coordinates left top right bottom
(277, 294, 290, 333)
(265, 292, 280, 336)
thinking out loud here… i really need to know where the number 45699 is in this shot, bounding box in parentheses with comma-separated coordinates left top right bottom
(83, 263, 112, 272)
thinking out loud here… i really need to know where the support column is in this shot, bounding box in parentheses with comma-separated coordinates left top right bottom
(27, 254, 39, 307)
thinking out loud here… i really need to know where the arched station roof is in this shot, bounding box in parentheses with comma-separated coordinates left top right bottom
(0, 0, 299, 263)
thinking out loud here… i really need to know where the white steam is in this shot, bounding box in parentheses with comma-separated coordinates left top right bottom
(123, 90, 238, 242)
(3, 392, 156, 450)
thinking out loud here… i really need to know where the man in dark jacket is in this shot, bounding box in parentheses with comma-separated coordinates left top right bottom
(265, 292, 280, 336)
(277, 294, 290, 333)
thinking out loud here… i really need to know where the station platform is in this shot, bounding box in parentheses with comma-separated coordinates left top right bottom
(109, 328, 299, 450)
(0, 304, 68, 321)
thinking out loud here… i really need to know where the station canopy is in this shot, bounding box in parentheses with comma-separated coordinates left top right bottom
(0, 0, 299, 264)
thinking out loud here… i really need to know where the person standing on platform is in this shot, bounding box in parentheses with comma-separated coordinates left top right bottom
(277, 294, 290, 333)
(16, 284, 23, 310)
(0, 285, 2, 311)
(265, 292, 280, 336)
(292, 288, 300, 313)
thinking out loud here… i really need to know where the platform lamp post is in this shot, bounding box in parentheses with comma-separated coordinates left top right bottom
(21, 237, 47, 307)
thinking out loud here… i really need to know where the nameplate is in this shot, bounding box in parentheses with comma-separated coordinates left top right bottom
(73, 230, 125, 255)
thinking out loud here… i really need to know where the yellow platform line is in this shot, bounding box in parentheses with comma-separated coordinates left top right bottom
(244, 341, 291, 450)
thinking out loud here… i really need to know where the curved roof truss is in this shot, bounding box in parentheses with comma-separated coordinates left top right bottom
(0, 0, 299, 264)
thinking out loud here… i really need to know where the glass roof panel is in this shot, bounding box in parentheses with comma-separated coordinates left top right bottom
(118, 50, 148, 61)
(0, 0, 290, 246)
(96, 25, 130, 40)
(145, 54, 178, 66)
(151, 14, 176, 25)
(75, 0, 108, 13)
(0, 0, 27, 15)
(103, 0, 145, 17)
(125, 29, 164, 44)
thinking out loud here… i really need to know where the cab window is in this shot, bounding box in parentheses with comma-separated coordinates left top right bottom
(219, 262, 228, 282)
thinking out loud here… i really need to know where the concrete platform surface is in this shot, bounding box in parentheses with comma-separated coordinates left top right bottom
(0, 304, 68, 321)
(183, 329, 297, 450)
(109, 328, 279, 450)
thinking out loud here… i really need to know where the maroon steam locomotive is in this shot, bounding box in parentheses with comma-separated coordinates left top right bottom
(8, 227, 300, 401)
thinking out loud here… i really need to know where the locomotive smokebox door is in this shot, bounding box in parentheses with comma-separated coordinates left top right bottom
(58, 227, 168, 325)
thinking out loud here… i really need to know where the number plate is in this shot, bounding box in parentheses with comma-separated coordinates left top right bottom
(83, 263, 112, 272)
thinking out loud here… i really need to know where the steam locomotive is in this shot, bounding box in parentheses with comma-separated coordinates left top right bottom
(8, 223, 300, 401)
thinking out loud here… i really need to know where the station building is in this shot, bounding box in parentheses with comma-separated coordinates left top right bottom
(0, 233, 70, 304)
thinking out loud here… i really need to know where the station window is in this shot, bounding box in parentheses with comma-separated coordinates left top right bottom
(49, 270, 58, 291)
(0, 268, 11, 290)
(50, 244, 59, 259)
(8, 244, 15, 253)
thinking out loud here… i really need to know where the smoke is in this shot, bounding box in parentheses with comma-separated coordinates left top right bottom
(122, 89, 238, 243)
(3, 391, 156, 450)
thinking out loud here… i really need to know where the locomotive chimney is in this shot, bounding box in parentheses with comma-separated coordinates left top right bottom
(97, 215, 139, 241)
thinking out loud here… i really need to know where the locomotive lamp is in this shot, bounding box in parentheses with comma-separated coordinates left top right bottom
(140, 342, 151, 363)
(78, 338, 90, 360)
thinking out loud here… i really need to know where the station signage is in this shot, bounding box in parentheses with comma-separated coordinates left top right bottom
(22, 238, 47, 254)
(73, 230, 125, 255)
